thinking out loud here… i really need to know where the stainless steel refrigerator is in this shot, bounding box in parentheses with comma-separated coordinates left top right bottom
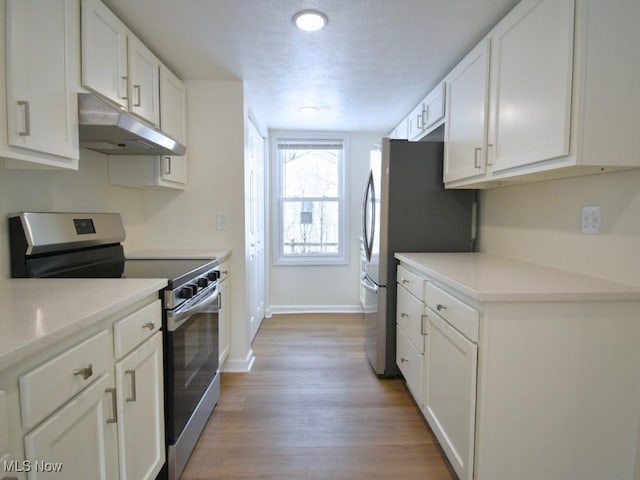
(360, 138, 477, 377)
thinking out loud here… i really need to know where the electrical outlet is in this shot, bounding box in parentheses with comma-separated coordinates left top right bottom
(581, 206, 601, 234)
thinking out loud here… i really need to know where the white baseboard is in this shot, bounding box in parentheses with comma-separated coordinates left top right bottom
(268, 305, 364, 315)
(221, 349, 255, 373)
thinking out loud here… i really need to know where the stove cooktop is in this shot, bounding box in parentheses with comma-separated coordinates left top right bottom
(123, 258, 217, 289)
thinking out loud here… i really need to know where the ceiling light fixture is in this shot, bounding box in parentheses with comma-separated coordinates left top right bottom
(292, 10, 328, 32)
(299, 105, 320, 115)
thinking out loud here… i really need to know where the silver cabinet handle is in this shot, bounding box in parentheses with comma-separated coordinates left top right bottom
(17, 100, 30, 136)
(164, 156, 172, 175)
(142, 321, 155, 331)
(73, 364, 93, 380)
(416, 113, 423, 130)
(133, 85, 141, 106)
(401, 278, 410, 284)
(436, 304, 447, 312)
(105, 388, 117, 424)
(486, 143, 494, 166)
(421, 104, 430, 127)
(121, 76, 128, 100)
(400, 313, 409, 318)
(125, 370, 137, 402)
(421, 314, 428, 335)
(474, 147, 482, 168)
(400, 357, 408, 363)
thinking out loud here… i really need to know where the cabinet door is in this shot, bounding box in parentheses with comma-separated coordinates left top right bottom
(488, 0, 574, 172)
(444, 39, 490, 183)
(23, 374, 119, 480)
(81, 0, 128, 108)
(407, 102, 425, 140)
(115, 332, 165, 480)
(396, 327, 422, 403)
(128, 34, 160, 126)
(423, 82, 445, 131)
(425, 314, 477, 480)
(159, 64, 187, 185)
(5, 0, 78, 161)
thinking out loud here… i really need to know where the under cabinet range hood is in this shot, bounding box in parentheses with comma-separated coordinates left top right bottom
(77, 93, 186, 156)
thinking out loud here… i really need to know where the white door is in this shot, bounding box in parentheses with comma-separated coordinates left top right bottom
(127, 34, 160, 126)
(80, 0, 128, 108)
(425, 313, 477, 480)
(5, 0, 78, 160)
(247, 120, 266, 341)
(23, 374, 119, 480)
(444, 39, 490, 183)
(488, 0, 574, 172)
(159, 64, 187, 185)
(115, 333, 165, 480)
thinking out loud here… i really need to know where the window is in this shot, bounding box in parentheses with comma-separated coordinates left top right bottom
(273, 134, 348, 265)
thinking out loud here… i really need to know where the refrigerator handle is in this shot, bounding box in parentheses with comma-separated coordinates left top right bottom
(362, 171, 375, 262)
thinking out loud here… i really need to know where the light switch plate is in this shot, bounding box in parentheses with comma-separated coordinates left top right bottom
(581, 206, 601, 234)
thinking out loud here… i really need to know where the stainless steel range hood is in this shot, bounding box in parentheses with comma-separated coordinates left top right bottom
(78, 93, 186, 156)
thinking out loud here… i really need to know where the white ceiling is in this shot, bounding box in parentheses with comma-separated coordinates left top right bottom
(102, 0, 520, 133)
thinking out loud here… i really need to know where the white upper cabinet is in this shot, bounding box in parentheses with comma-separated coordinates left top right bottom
(487, 0, 574, 173)
(443, 40, 490, 183)
(443, 0, 640, 188)
(81, 0, 160, 127)
(128, 34, 161, 126)
(408, 82, 446, 141)
(81, 0, 128, 109)
(1, 0, 79, 168)
(158, 63, 187, 185)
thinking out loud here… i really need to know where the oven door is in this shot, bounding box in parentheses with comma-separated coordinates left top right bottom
(164, 285, 220, 443)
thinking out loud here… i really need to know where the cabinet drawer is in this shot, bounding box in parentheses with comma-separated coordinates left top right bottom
(397, 265, 425, 301)
(396, 327, 423, 402)
(425, 282, 479, 342)
(19, 330, 113, 429)
(114, 300, 161, 359)
(396, 285, 426, 354)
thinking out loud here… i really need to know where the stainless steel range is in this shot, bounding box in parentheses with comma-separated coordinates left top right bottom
(9, 212, 221, 480)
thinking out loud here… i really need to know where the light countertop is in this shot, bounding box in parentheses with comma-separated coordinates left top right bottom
(126, 248, 231, 263)
(395, 252, 640, 302)
(0, 278, 167, 371)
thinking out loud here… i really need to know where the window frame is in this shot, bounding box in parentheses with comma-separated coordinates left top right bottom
(271, 131, 349, 266)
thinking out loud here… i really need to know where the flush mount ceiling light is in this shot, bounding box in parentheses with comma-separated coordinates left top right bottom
(292, 10, 328, 32)
(299, 105, 320, 114)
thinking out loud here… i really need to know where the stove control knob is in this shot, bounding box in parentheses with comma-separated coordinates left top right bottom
(197, 277, 209, 288)
(207, 270, 220, 282)
(189, 284, 199, 295)
(178, 286, 194, 299)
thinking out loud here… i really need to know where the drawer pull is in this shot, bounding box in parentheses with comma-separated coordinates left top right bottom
(73, 364, 93, 380)
(105, 388, 117, 424)
(400, 357, 409, 363)
(436, 304, 447, 312)
(401, 278, 410, 284)
(400, 313, 409, 318)
(142, 321, 156, 331)
(421, 314, 428, 335)
(125, 370, 137, 402)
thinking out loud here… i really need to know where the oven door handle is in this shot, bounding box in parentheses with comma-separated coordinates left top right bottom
(167, 285, 219, 332)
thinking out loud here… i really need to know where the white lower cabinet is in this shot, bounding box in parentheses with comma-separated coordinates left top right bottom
(396, 266, 427, 407)
(23, 374, 119, 480)
(397, 254, 640, 480)
(114, 332, 164, 480)
(424, 312, 477, 480)
(0, 295, 164, 480)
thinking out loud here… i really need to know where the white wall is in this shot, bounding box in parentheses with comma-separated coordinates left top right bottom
(0, 150, 147, 278)
(268, 131, 382, 312)
(479, 168, 640, 286)
(141, 80, 254, 370)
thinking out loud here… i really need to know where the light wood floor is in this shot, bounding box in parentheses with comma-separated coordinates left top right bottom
(181, 313, 456, 480)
